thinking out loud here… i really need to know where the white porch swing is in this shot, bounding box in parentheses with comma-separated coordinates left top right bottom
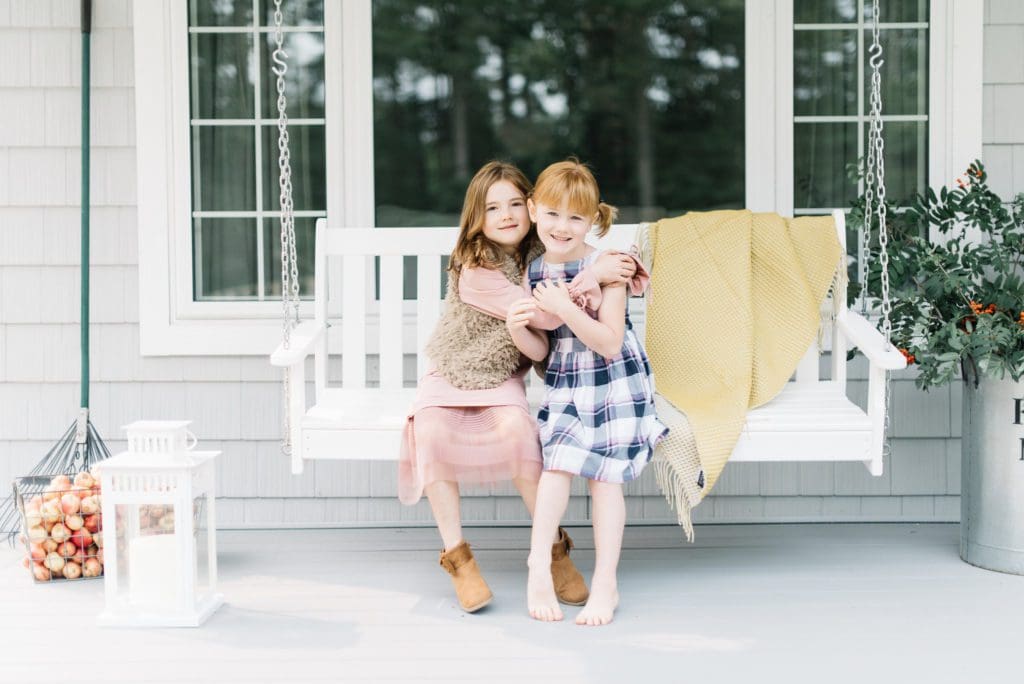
(269, 0, 907, 477)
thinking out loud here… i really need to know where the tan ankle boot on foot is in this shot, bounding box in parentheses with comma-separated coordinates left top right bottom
(439, 541, 493, 612)
(551, 527, 589, 606)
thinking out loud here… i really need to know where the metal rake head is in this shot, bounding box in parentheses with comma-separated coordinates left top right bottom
(1, 418, 111, 541)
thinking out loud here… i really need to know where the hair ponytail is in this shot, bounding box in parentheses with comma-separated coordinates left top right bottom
(593, 201, 618, 237)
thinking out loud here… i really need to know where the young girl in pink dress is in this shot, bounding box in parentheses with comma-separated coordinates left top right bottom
(398, 161, 641, 613)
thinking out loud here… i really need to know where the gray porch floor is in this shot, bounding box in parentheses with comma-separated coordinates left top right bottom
(0, 523, 1020, 683)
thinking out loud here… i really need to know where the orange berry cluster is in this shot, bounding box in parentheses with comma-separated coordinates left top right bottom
(955, 167, 983, 188)
(969, 300, 997, 315)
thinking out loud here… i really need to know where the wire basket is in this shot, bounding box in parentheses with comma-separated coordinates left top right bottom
(13, 472, 105, 583)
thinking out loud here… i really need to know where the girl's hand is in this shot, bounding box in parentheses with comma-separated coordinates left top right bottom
(532, 279, 573, 316)
(591, 251, 638, 286)
(506, 298, 538, 332)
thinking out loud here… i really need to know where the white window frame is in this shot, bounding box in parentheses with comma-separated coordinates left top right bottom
(746, 0, 982, 216)
(134, 0, 980, 356)
(134, 0, 365, 355)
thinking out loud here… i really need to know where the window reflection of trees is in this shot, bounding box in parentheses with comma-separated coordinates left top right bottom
(373, 0, 745, 227)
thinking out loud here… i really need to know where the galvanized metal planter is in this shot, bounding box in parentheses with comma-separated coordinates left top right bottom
(961, 372, 1024, 574)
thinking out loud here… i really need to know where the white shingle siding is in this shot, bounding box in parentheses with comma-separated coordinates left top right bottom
(983, 25, 1024, 83)
(6, 148, 67, 206)
(0, 91, 46, 146)
(981, 2, 1024, 196)
(986, 85, 1024, 143)
(30, 28, 75, 87)
(990, 0, 1024, 24)
(0, 0, 1016, 528)
(0, 29, 32, 86)
(982, 144, 1015, 197)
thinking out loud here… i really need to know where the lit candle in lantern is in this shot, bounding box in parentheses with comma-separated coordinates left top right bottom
(128, 534, 179, 611)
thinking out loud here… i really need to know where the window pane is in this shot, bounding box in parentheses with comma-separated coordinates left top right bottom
(372, 0, 745, 226)
(864, 120, 928, 203)
(794, 122, 857, 209)
(263, 218, 316, 297)
(192, 126, 256, 211)
(190, 33, 254, 120)
(794, 29, 857, 116)
(865, 0, 929, 23)
(259, 0, 324, 26)
(261, 32, 325, 119)
(193, 218, 258, 299)
(261, 125, 326, 211)
(190, 0, 253, 27)
(187, 1, 324, 303)
(863, 29, 928, 116)
(794, 0, 857, 24)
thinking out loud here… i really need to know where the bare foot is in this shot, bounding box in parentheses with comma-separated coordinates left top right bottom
(575, 580, 618, 626)
(527, 561, 563, 622)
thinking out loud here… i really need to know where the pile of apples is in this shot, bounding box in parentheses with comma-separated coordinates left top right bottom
(20, 471, 104, 582)
(134, 504, 177, 534)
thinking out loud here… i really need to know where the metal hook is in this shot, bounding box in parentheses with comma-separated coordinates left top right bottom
(867, 43, 884, 70)
(271, 48, 289, 77)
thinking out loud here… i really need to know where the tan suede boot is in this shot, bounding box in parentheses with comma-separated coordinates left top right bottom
(551, 527, 589, 606)
(439, 540, 493, 612)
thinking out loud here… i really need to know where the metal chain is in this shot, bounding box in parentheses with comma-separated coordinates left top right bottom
(867, 0, 892, 348)
(865, 0, 894, 458)
(273, 0, 300, 455)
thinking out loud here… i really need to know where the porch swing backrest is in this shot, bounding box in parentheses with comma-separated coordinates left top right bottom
(270, 210, 906, 475)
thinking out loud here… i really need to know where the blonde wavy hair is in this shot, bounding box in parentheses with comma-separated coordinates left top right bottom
(531, 158, 618, 237)
(450, 161, 538, 273)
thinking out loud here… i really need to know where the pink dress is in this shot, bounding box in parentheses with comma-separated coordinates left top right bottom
(398, 256, 650, 505)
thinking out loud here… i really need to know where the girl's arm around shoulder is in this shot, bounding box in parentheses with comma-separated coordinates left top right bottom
(588, 250, 649, 294)
(569, 250, 650, 314)
(460, 264, 563, 331)
(458, 265, 521, 320)
(533, 280, 626, 359)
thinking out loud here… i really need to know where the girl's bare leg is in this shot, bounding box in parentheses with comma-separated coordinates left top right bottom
(526, 470, 573, 621)
(576, 480, 623, 626)
(513, 475, 563, 544)
(425, 480, 462, 550)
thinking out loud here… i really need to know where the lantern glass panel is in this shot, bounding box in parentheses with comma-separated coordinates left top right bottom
(194, 494, 212, 599)
(115, 502, 182, 612)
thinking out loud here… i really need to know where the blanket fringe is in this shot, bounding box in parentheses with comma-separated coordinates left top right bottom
(817, 253, 849, 352)
(652, 451, 697, 543)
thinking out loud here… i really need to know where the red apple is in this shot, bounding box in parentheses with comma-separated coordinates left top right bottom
(83, 514, 101, 534)
(62, 561, 82, 579)
(32, 562, 51, 582)
(80, 495, 100, 515)
(70, 527, 93, 550)
(73, 471, 95, 489)
(82, 557, 102, 577)
(49, 523, 70, 543)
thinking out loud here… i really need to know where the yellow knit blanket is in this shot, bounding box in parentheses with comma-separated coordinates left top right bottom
(644, 210, 843, 538)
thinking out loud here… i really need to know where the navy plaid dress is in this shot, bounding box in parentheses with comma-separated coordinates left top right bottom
(528, 251, 668, 483)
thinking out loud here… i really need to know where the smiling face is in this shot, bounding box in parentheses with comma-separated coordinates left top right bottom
(480, 180, 531, 255)
(529, 197, 594, 263)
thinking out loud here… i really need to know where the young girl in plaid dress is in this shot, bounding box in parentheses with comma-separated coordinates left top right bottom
(506, 159, 668, 626)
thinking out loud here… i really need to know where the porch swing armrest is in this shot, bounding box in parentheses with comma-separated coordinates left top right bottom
(836, 311, 907, 371)
(270, 321, 326, 367)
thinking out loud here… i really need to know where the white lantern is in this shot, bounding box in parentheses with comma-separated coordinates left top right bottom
(97, 447, 223, 627)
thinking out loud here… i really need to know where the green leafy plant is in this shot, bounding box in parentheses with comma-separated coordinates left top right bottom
(849, 161, 1024, 389)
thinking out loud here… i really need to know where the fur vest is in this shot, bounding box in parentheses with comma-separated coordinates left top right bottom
(424, 250, 537, 390)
